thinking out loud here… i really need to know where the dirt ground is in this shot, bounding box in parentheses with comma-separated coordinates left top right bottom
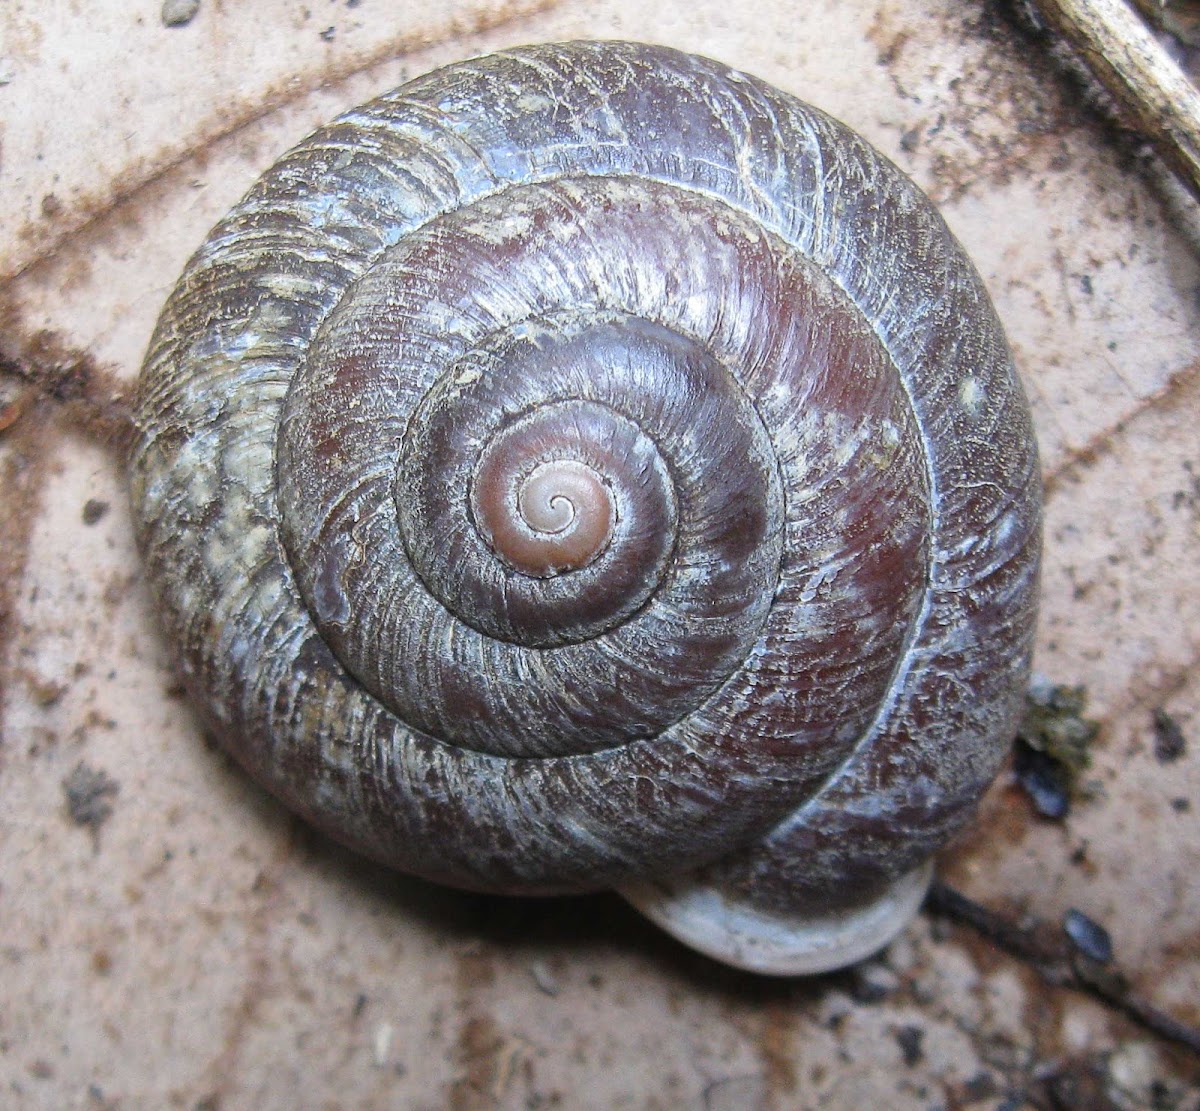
(1, 1, 1198, 1108)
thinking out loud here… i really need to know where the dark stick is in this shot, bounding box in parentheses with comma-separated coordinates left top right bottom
(925, 879, 1200, 1056)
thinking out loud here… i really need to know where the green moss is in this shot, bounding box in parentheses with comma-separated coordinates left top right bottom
(1020, 681, 1100, 780)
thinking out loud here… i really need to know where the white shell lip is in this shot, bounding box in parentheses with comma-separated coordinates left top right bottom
(618, 861, 934, 976)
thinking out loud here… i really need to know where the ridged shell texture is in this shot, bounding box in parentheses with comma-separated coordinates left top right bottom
(130, 41, 1041, 973)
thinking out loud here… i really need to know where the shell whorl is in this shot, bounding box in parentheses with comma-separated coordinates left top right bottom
(130, 41, 1041, 973)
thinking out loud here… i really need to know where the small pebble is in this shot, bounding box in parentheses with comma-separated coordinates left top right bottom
(372, 1021, 393, 1068)
(1108, 1041, 1161, 1105)
(848, 961, 898, 1003)
(1063, 908, 1113, 964)
(529, 958, 560, 997)
(162, 0, 200, 27)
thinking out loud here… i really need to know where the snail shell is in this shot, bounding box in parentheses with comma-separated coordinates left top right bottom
(130, 41, 1041, 974)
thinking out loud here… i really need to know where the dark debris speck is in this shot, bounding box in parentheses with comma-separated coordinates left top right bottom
(1014, 738, 1071, 818)
(81, 498, 109, 525)
(894, 1024, 924, 1067)
(1041, 1056, 1121, 1111)
(962, 1071, 999, 1101)
(1152, 708, 1187, 763)
(1149, 1078, 1184, 1110)
(62, 761, 120, 834)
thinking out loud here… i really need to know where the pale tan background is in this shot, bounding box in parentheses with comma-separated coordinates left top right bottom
(1, 1, 1198, 1108)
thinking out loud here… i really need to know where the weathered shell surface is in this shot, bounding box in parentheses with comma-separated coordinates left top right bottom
(130, 41, 1041, 973)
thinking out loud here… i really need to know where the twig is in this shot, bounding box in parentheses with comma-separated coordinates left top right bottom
(1023, 0, 1200, 204)
(1128, 0, 1200, 45)
(925, 879, 1200, 1056)
(1073, 956, 1200, 1055)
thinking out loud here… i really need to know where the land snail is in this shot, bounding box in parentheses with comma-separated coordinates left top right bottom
(130, 41, 1041, 975)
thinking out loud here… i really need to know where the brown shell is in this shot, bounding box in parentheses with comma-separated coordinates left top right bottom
(129, 41, 1041, 968)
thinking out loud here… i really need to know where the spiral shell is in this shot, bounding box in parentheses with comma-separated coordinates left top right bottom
(130, 41, 1041, 973)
